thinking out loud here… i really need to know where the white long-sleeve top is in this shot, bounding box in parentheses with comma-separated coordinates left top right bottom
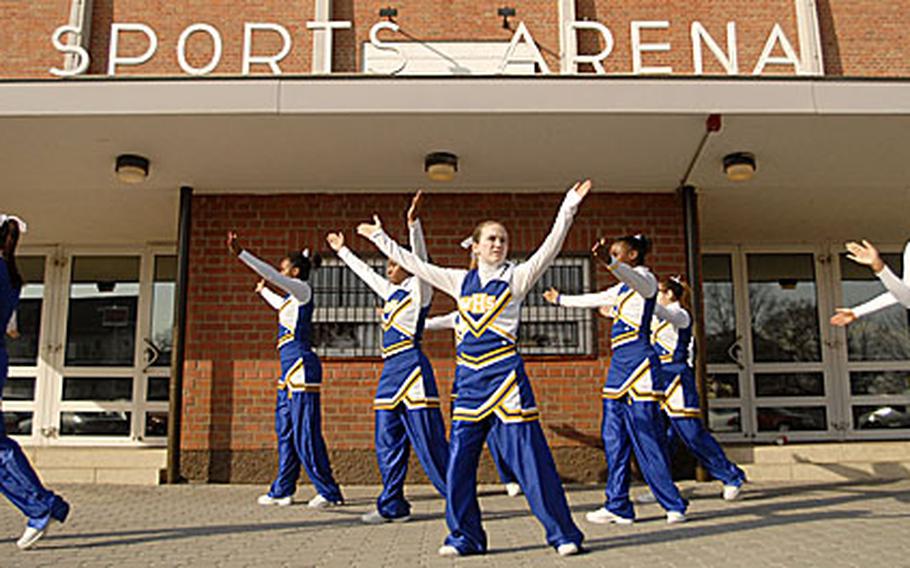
(336, 219, 433, 309)
(860, 241, 910, 313)
(846, 242, 910, 318)
(425, 310, 457, 331)
(239, 250, 312, 305)
(557, 263, 657, 309)
(366, 188, 583, 303)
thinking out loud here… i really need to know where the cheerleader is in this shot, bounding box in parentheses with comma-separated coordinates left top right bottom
(649, 276, 745, 500)
(831, 240, 910, 325)
(356, 182, 590, 557)
(544, 234, 687, 524)
(228, 232, 343, 509)
(424, 310, 521, 498)
(326, 192, 448, 524)
(0, 214, 70, 550)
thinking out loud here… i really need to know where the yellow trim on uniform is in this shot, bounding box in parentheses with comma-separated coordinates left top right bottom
(458, 290, 513, 338)
(601, 358, 652, 399)
(382, 338, 415, 358)
(373, 367, 426, 410)
(381, 297, 413, 332)
(277, 332, 296, 349)
(279, 297, 293, 311)
(452, 372, 517, 422)
(456, 346, 518, 370)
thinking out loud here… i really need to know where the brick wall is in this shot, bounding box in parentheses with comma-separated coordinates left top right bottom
(576, 0, 802, 75)
(0, 0, 71, 78)
(3, 0, 909, 78)
(331, 0, 562, 73)
(180, 190, 686, 482)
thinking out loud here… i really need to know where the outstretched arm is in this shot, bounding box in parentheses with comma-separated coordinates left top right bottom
(591, 240, 657, 299)
(654, 303, 691, 329)
(256, 280, 285, 310)
(425, 310, 457, 331)
(327, 232, 391, 299)
(229, 232, 312, 303)
(359, 216, 466, 300)
(544, 286, 619, 310)
(847, 240, 910, 308)
(511, 180, 591, 299)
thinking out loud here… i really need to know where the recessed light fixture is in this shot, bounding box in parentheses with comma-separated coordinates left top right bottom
(723, 152, 756, 182)
(115, 154, 150, 184)
(424, 152, 458, 182)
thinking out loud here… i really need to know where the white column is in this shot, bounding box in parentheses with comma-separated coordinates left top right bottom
(795, 0, 825, 75)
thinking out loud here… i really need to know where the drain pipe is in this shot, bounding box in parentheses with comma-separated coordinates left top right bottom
(166, 186, 193, 484)
(678, 115, 721, 482)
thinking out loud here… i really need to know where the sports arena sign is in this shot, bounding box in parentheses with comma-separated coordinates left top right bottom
(50, 17, 809, 77)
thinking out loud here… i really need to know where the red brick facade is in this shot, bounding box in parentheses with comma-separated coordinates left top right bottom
(180, 191, 686, 482)
(2, 1, 909, 78)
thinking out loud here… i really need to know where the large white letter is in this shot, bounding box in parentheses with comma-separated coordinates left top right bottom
(753, 23, 802, 75)
(50, 24, 90, 77)
(366, 21, 406, 75)
(242, 23, 292, 75)
(691, 21, 738, 75)
(568, 21, 614, 74)
(306, 20, 352, 74)
(630, 20, 671, 75)
(177, 23, 223, 76)
(498, 21, 550, 75)
(108, 23, 158, 76)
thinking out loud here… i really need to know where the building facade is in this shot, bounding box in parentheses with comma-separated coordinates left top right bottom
(1, 0, 909, 484)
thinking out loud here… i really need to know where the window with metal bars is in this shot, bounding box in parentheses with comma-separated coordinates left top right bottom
(310, 257, 384, 357)
(521, 256, 595, 356)
(310, 256, 595, 358)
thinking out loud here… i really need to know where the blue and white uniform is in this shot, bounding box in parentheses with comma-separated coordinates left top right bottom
(0, 256, 70, 530)
(558, 261, 686, 519)
(652, 302, 744, 488)
(425, 311, 517, 487)
(240, 251, 343, 504)
(368, 188, 584, 555)
(335, 219, 448, 520)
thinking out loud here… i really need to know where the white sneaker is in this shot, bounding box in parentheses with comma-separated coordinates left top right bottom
(16, 526, 46, 550)
(666, 511, 687, 524)
(723, 484, 742, 501)
(307, 494, 342, 509)
(635, 490, 657, 504)
(557, 543, 580, 556)
(361, 509, 410, 524)
(585, 507, 634, 525)
(505, 482, 522, 497)
(438, 545, 461, 557)
(257, 494, 292, 506)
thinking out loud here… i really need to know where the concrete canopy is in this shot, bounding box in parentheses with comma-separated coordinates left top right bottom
(1, 77, 908, 245)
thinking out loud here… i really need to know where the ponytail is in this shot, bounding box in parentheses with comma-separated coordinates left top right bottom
(286, 248, 322, 281)
(0, 219, 23, 289)
(616, 233, 651, 265)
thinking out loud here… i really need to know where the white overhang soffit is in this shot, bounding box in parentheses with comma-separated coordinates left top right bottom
(1, 78, 909, 117)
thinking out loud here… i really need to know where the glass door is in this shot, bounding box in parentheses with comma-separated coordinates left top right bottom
(833, 246, 910, 439)
(8, 247, 175, 446)
(704, 248, 844, 442)
(4, 252, 55, 445)
(744, 251, 837, 441)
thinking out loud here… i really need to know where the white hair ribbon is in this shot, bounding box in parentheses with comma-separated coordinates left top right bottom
(669, 275, 683, 284)
(301, 248, 310, 258)
(460, 237, 473, 250)
(0, 214, 27, 233)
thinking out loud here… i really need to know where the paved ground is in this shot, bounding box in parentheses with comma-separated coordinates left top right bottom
(1, 480, 909, 567)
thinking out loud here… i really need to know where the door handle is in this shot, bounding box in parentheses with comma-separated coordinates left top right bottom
(726, 335, 745, 370)
(142, 338, 162, 371)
